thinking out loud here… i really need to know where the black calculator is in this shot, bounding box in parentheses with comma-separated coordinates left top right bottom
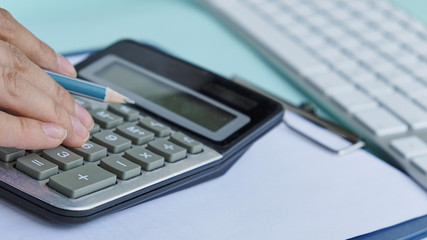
(0, 40, 283, 222)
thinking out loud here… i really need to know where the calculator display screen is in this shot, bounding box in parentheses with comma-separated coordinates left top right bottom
(95, 62, 236, 131)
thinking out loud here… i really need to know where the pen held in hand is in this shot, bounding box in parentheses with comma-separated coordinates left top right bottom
(45, 70, 135, 104)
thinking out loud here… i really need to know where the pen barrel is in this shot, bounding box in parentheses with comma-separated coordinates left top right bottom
(46, 71, 106, 101)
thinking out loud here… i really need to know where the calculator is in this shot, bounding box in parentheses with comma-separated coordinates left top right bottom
(0, 40, 283, 222)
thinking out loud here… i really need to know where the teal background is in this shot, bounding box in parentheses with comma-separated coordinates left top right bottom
(0, 0, 425, 108)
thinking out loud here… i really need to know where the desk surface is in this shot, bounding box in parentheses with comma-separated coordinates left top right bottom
(1, 1, 427, 239)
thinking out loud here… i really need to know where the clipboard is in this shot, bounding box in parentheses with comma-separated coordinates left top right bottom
(232, 76, 365, 155)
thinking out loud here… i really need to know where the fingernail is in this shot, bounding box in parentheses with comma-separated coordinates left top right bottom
(57, 53, 77, 77)
(42, 123, 67, 140)
(71, 115, 90, 140)
(75, 102, 94, 130)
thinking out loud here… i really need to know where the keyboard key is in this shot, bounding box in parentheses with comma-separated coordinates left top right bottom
(99, 155, 141, 180)
(42, 146, 83, 171)
(0, 147, 25, 163)
(16, 154, 58, 180)
(305, 72, 354, 95)
(124, 147, 164, 171)
(396, 81, 427, 98)
(390, 136, 427, 159)
(107, 103, 139, 121)
(377, 93, 427, 130)
(330, 90, 378, 113)
(91, 109, 123, 129)
(69, 141, 107, 162)
(357, 79, 394, 97)
(48, 164, 116, 199)
(411, 155, 427, 174)
(92, 132, 132, 154)
(115, 124, 154, 145)
(139, 117, 171, 137)
(169, 132, 203, 154)
(147, 139, 187, 163)
(354, 108, 408, 136)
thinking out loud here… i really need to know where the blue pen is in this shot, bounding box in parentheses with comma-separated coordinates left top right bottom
(45, 70, 134, 104)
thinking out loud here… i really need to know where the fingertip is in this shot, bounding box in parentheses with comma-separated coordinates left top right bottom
(56, 53, 77, 77)
(41, 122, 67, 141)
(74, 102, 94, 130)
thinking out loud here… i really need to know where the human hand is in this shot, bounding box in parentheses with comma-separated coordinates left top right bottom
(0, 8, 94, 150)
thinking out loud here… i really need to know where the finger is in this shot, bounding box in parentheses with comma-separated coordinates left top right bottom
(0, 8, 76, 76)
(0, 111, 67, 150)
(0, 67, 89, 147)
(0, 40, 94, 130)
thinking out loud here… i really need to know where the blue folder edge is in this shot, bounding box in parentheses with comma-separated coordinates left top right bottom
(62, 40, 427, 240)
(350, 214, 427, 240)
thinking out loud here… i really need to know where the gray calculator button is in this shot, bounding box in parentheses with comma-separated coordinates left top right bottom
(123, 147, 164, 171)
(74, 97, 92, 109)
(92, 132, 132, 153)
(42, 146, 83, 170)
(16, 154, 58, 180)
(115, 124, 154, 145)
(0, 147, 25, 162)
(139, 117, 170, 137)
(99, 155, 141, 180)
(91, 109, 123, 129)
(108, 103, 139, 121)
(169, 132, 203, 154)
(90, 123, 100, 134)
(48, 164, 116, 199)
(69, 141, 107, 162)
(147, 139, 187, 162)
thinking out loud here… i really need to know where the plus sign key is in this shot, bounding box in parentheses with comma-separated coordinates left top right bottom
(147, 139, 187, 163)
(48, 164, 116, 198)
(169, 132, 203, 154)
(123, 147, 164, 171)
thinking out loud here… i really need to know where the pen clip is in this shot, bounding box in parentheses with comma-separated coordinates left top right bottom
(231, 76, 365, 155)
(283, 103, 365, 155)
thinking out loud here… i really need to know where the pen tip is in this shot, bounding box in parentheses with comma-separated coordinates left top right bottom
(124, 98, 136, 104)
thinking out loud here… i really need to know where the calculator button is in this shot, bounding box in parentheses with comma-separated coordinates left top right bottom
(91, 109, 123, 129)
(138, 117, 170, 137)
(123, 147, 164, 171)
(99, 155, 141, 180)
(169, 132, 203, 154)
(16, 154, 58, 180)
(69, 141, 107, 162)
(0, 147, 25, 162)
(92, 132, 132, 154)
(48, 164, 116, 199)
(115, 124, 154, 145)
(74, 97, 92, 109)
(89, 123, 100, 134)
(108, 103, 139, 121)
(42, 146, 83, 171)
(147, 139, 187, 163)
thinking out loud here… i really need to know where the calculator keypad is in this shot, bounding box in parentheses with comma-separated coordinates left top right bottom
(0, 98, 222, 205)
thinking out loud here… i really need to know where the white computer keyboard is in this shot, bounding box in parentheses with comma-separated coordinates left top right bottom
(202, 0, 427, 189)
